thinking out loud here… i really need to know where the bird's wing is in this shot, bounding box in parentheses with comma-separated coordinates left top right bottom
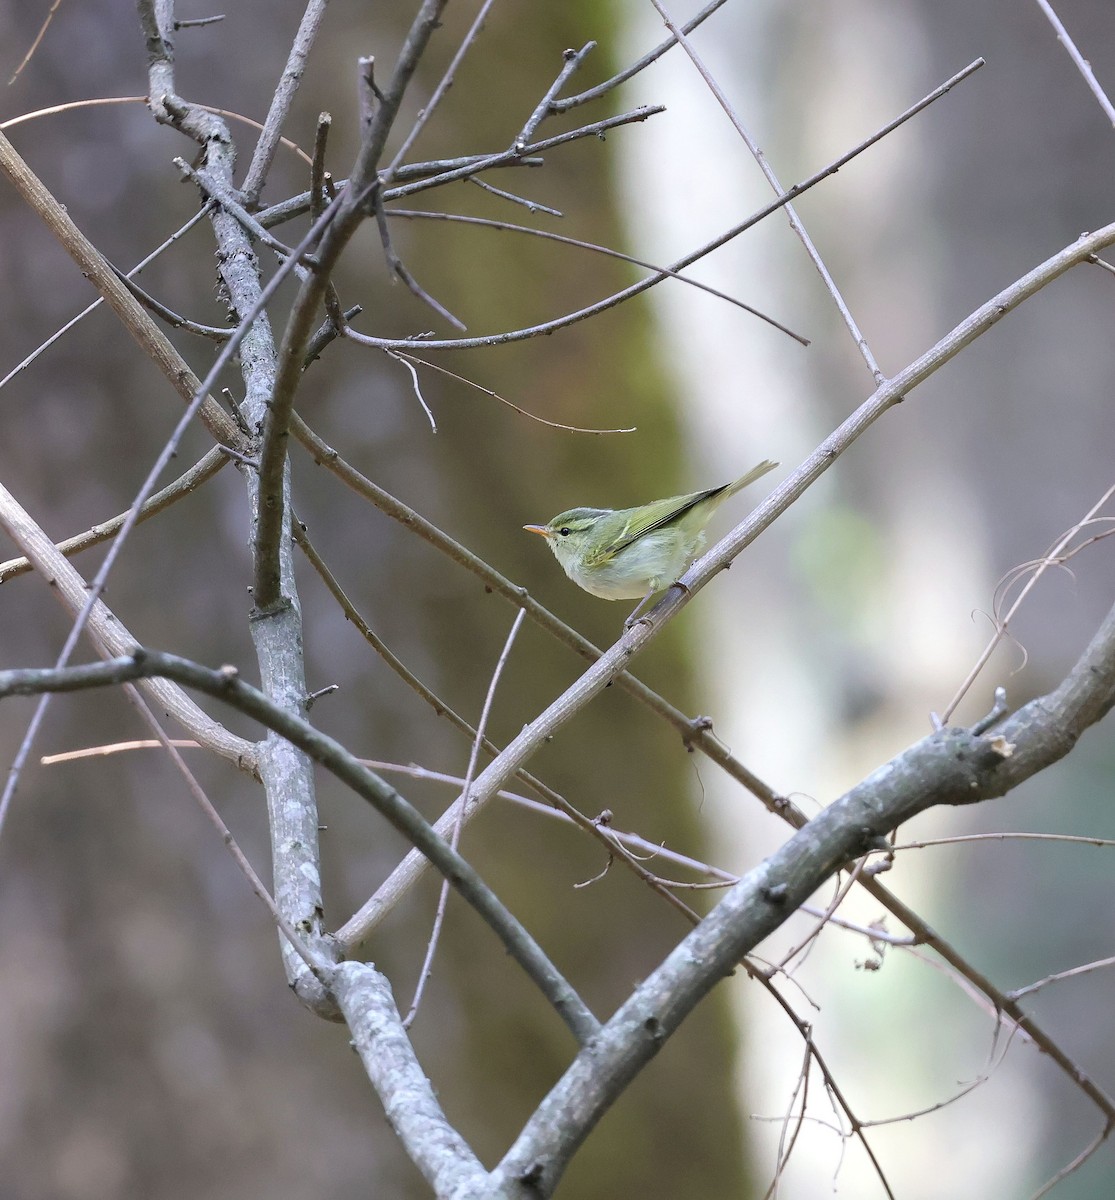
(592, 486, 727, 563)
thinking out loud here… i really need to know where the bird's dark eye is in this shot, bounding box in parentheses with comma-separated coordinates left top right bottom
(559, 527, 571, 537)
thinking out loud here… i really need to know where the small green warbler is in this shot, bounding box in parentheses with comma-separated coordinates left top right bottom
(524, 459, 777, 624)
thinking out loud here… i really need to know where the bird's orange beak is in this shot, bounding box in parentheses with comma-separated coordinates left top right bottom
(523, 524, 551, 538)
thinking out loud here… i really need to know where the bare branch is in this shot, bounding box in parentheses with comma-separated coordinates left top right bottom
(1029, 1124, 1113, 1200)
(514, 42, 596, 151)
(0, 131, 241, 445)
(0, 476, 258, 852)
(386, 349, 439, 431)
(1034, 0, 1115, 127)
(1008, 955, 1115, 1002)
(7, 0, 63, 84)
(552, 0, 729, 112)
(0, 446, 230, 583)
(338, 68, 987, 352)
(0, 649, 601, 1048)
(332, 963, 488, 1194)
(337, 220, 1115, 944)
(405, 609, 527, 1028)
(469, 176, 563, 216)
(494, 597, 1115, 1190)
(241, 0, 330, 203)
(385, 0, 500, 176)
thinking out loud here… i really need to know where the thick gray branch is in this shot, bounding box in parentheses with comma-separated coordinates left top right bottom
(491, 600, 1115, 1195)
(138, 0, 336, 1017)
(332, 963, 489, 1198)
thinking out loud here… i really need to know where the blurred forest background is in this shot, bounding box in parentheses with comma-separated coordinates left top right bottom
(1, 1, 1114, 1198)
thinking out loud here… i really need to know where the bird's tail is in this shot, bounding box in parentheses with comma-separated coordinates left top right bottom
(726, 459, 779, 498)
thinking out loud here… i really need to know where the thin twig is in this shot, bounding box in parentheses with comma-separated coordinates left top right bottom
(1008, 955, 1115, 1001)
(113, 267, 232, 340)
(1029, 1124, 1113, 1200)
(1034, 0, 1115, 127)
(387, 207, 809, 342)
(386, 349, 438, 431)
(341, 66, 986, 352)
(514, 43, 596, 150)
(405, 609, 527, 1027)
(372, 189, 467, 329)
(175, 14, 225, 30)
(240, 0, 329, 203)
(0, 97, 313, 164)
(385, 0, 500, 176)
(939, 482, 1115, 723)
(891, 830, 1115, 853)
(764, 1036, 813, 1200)
(0, 205, 214, 392)
(384, 350, 637, 433)
(7, 0, 63, 84)
(553, 0, 729, 112)
(469, 176, 563, 216)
